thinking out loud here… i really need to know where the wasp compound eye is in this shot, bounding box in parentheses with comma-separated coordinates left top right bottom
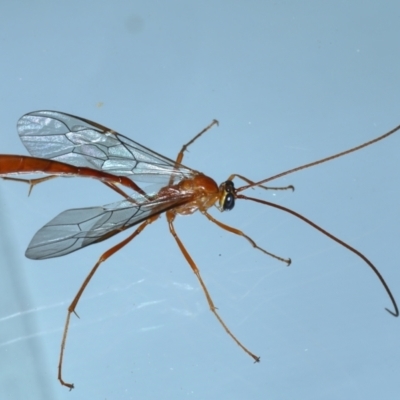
(223, 193, 235, 210)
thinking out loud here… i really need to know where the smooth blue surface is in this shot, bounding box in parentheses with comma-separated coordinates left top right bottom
(1, 2, 399, 399)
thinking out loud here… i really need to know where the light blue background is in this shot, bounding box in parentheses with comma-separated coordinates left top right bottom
(1, 2, 399, 399)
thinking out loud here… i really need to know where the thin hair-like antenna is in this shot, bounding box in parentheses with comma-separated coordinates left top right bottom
(236, 193, 399, 317)
(237, 123, 400, 193)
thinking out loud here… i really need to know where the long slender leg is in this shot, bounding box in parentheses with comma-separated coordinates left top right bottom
(175, 119, 219, 165)
(168, 120, 219, 186)
(202, 210, 291, 265)
(227, 173, 294, 192)
(166, 210, 260, 363)
(102, 182, 141, 203)
(2, 175, 138, 202)
(58, 214, 159, 389)
(2, 175, 58, 195)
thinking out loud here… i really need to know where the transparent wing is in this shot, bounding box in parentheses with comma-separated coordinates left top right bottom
(26, 193, 191, 260)
(17, 110, 195, 185)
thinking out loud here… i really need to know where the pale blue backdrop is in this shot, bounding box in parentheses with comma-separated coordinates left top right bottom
(1, 2, 399, 399)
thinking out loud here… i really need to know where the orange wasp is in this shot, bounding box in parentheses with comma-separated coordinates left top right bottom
(1, 110, 399, 389)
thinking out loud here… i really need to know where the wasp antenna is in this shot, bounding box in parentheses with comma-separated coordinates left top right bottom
(386, 307, 399, 317)
(238, 123, 400, 192)
(237, 194, 399, 317)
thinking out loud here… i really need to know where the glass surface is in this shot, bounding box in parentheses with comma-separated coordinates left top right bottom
(1, 2, 399, 399)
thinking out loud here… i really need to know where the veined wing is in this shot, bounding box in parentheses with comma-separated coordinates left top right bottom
(17, 110, 195, 186)
(26, 192, 191, 260)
